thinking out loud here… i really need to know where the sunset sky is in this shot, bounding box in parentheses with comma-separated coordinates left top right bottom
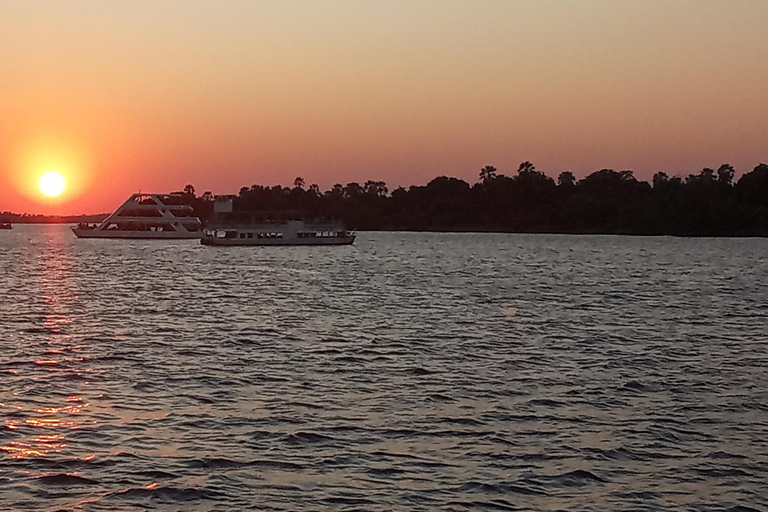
(1, 0, 767, 214)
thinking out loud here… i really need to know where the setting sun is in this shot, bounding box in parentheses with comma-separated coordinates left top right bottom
(39, 172, 66, 197)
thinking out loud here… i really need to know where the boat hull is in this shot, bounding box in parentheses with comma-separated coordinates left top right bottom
(201, 236, 355, 246)
(72, 228, 202, 240)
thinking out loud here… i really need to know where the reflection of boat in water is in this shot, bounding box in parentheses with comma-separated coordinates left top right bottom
(0, 223, 11, 230)
(201, 196, 355, 246)
(72, 193, 202, 239)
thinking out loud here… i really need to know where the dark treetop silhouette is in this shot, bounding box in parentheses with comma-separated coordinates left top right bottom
(5, 162, 767, 236)
(174, 162, 768, 237)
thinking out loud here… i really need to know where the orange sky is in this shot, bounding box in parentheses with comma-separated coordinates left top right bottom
(1, 0, 767, 215)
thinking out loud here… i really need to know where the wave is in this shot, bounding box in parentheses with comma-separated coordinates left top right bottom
(34, 473, 98, 485)
(457, 481, 546, 496)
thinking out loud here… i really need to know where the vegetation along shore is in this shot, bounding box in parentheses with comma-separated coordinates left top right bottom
(4, 162, 768, 237)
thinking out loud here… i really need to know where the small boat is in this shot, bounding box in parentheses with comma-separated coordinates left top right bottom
(201, 220, 355, 246)
(72, 193, 202, 239)
(0, 223, 11, 230)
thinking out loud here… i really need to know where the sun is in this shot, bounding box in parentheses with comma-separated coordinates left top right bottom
(39, 172, 66, 197)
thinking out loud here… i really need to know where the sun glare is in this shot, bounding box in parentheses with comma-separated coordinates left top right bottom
(39, 172, 66, 197)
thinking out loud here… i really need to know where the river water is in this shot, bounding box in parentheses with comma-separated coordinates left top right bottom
(1, 224, 766, 511)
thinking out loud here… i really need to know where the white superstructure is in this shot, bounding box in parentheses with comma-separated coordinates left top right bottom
(72, 193, 202, 239)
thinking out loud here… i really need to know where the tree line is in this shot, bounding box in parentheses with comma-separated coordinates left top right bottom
(174, 161, 768, 236)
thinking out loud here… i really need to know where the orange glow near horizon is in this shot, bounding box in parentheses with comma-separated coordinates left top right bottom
(1, 1, 767, 215)
(6, 136, 94, 213)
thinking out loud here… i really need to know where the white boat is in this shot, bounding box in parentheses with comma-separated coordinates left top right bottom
(201, 220, 355, 246)
(72, 193, 202, 239)
(200, 196, 354, 246)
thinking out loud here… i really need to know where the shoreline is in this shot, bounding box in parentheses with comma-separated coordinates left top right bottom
(6, 222, 768, 238)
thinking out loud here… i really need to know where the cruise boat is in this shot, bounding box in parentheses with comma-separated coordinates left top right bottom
(201, 220, 355, 246)
(200, 196, 355, 246)
(72, 193, 202, 239)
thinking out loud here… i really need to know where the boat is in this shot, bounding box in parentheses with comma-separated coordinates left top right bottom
(201, 220, 355, 246)
(72, 193, 202, 239)
(200, 196, 355, 246)
(0, 223, 11, 230)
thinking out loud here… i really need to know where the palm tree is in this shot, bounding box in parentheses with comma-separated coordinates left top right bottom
(479, 165, 497, 184)
(517, 161, 535, 175)
(364, 180, 388, 197)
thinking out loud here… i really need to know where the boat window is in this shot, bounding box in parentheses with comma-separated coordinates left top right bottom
(277, 232, 283, 238)
(247, 232, 253, 238)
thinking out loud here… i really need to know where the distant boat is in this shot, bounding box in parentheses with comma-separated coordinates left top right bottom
(72, 193, 202, 239)
(0, 222, 11, 230)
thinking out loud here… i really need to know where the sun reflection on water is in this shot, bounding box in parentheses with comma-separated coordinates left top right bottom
(1, 226, 91, 463)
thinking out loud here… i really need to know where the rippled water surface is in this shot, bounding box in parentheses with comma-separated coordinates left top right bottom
(1, 224, 767, 511)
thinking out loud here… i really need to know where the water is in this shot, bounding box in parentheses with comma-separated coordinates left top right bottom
(1, 224, 767, 511)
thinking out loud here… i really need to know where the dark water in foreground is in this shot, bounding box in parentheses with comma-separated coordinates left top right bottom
(1, 224, 767, 511)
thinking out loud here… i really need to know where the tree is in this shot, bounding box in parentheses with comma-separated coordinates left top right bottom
(293, 177, 305, 190)
(558, 171, 576, 187)
(479, 165, 497, 184)
(326, 184, 344, 198)
(717, 164, 735, 185)
(344, 182, 363, 199)
(202, 161, 768, 236)
(619, 170, 635, 181)
(652, 172, 669, 188)
(184, 184, 196, 197)
(517, 161, 535, 175)
(735, 163, 768, 206)
(688, 168, 715, 183)
(201, 191, 213, 201)
(364, 180, 388, 197)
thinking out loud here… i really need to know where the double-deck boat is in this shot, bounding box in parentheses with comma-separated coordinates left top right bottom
(200, 196, 355, 246)
(72, 193, 202, 239)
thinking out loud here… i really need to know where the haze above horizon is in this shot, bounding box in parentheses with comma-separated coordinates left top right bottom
(2, 0, 767, 215)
